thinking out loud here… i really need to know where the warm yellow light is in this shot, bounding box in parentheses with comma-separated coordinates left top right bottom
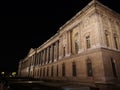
(1, 72, 5, 75)
(12, 72, 16, 76)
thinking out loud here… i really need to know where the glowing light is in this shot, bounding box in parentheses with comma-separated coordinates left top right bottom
(12, 72, 16, 77)
(1, 72, 5, 75)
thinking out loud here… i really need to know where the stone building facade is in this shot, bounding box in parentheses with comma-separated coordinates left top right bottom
(18, 0, 120, 90)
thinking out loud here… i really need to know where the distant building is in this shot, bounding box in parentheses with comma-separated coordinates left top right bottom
(18, 0, 120, 90)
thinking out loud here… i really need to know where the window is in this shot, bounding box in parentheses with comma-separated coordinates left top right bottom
(72, 62, 77, 76)
(86, 36, 91, 49)
(105, 31, 109, 47)
(56, 65, 58, 76)
(114, 35, 118, 49)
(43, 68, 45, 77)
(37, 69, 39, 76)
(62, 63, 65, 76)
(74, 33, 79, 54)
(51, 66, 53, 77)
(87, 59, 93, 77)
(75, 41, 79, 54)
(52, 45, 54, 62)
(111, 58, 117, 77)
(47, 67, 49, 77)
(63, 47, 65, 57)
(40, 68, 42, 77)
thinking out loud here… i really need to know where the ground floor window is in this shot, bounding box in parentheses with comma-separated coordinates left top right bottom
(72, 62, 77, 76)
(111, 58, 117, 77)
(87, 59, 93, 77)
(62, 63, 65, 76)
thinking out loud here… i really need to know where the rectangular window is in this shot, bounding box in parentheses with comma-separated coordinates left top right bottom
(114, 36, 118, 49)
(72, 62, 77, 76)
(86, 36, 91, 49)
(111, 58, 117, 77)
(87, 59, 93, 77)
(62, 63, 65, 76)
(40, 68, 42, 77)
(56, 65, 58, 76)
(43, 68, 45, 77)
(105, 32, 109, 47)
(51, 66, 53, 77)
(63, 47, 65, 57)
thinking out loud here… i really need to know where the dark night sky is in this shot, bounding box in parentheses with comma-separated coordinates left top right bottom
(0, 0, 120, 72)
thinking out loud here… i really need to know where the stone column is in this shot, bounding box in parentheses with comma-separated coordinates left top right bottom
(50, 45, 53, 63)
(40, 52, 42, 65)
(55, 41, 59, 61)
(41, 51, 44, 65)
(43, 50, 45, 65)
(38, 52, 40, 65)
(53, 42, 57, 62)
(78, 24, 83, 53)
(66, 31, 72, 56)
(37, 53, 39, 65)
(52, 44, 54, 62)
(59, 38, 62, 59)
(44, 49, 46, 64)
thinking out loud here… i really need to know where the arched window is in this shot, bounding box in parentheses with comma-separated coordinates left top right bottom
(72, 62, 77, 76)
(87, 58, 93, 77)
(62, 63, 65, 77)
(111, 58, 117, 77)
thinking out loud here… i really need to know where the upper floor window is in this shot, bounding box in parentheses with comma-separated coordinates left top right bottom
(105, 31, 110, 47)
(114, 34, 118, 49)
(75, 40, 79, 54)
(72, 62, 77, 77)
(74, 32, 79, 54)
(87, 58, 93, 77)
(86, 36, 91, 49)
(63, 47, 65, 57)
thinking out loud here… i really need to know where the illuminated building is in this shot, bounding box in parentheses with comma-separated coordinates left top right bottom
(18, 0, 120, 90)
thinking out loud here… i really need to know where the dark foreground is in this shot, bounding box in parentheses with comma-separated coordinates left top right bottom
(7, 83, 62, 90)
(0, 78, 100, 90)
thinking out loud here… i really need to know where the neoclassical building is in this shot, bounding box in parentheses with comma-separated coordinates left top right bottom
(18, 0, 120, 90)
